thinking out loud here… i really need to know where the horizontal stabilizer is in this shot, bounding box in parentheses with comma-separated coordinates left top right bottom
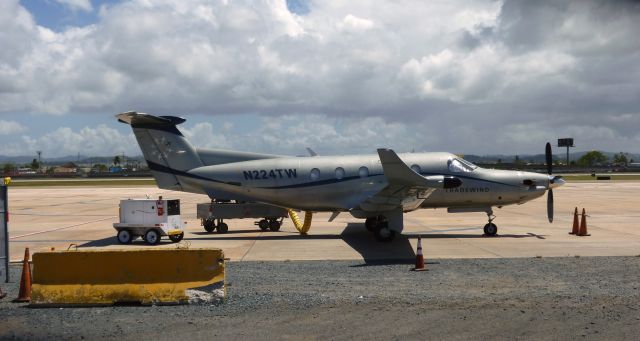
(117, 111, 186, 127)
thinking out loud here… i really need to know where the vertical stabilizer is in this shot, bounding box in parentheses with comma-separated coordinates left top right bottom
(117, 111, 204, 192)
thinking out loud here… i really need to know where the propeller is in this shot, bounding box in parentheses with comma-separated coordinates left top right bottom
(545, 142, 554, 223)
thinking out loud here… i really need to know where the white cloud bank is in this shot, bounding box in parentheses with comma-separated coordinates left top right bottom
(0, 0, 639, 156)
(0, 120, 27, 135)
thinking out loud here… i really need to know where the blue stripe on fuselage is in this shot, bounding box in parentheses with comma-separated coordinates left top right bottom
(146, 160, 521, 190)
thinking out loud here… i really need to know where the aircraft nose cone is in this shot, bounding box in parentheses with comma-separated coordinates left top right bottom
(443, 176, 462, 189)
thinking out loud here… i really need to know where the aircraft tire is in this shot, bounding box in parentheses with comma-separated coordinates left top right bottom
(374, 226, 396, 242)
(365, 217, 377, 232)
(217, 222, 229, 234)
(483, 223, 497, 236)
(268, 219, 281, 232)
(258, 219, 269, 231)
(203, 218, 216, 233)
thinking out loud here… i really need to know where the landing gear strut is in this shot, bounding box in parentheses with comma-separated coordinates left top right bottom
(483, 209, 497, 236)
(365, 215, 396, 242)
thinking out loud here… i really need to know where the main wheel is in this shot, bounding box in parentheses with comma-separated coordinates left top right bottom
(258, 219, 269, 231)
(169, 232, 184, 243)
(374, 226, 396, 242)
(483, 223, 498, 236)
(203, 218, 216, 233)
(365, 217, 377, 232)
(144, 229, 161, 245)
(217, 222, 229, 234)
(268, 220, 281, 232)
(117, 229, 132, 244)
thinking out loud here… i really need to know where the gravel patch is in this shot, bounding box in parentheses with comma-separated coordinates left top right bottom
(1, 257, 640, 340)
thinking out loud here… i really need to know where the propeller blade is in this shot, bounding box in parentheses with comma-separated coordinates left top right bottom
(545, 142, 552, 175)
(547, 189, 554, 223)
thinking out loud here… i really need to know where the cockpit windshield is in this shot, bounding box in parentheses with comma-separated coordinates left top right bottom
(448, 158, 477, 173)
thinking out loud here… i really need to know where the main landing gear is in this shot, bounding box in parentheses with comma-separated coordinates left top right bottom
(256, 218, 283, 232)
(203, 218, 229, 234)
(365, 216, 396, 242)
(483, 209, 498, 237)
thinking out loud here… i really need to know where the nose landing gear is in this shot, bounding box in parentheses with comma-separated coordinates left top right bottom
(483, 209, 498, 236)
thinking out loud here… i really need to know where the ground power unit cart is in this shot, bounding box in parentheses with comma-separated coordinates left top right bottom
(114, 197, 185, 245)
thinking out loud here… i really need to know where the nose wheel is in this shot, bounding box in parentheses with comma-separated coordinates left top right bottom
(483, 209, 498, 236)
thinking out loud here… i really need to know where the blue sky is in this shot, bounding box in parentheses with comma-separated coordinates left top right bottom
(1, 0, 639, 158)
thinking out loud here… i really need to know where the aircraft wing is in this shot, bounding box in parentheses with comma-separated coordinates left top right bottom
(356, 149, 462, 212)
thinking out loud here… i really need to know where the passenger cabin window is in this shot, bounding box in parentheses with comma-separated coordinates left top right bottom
(310, 168, 320, 180)
(411, 164, 421, 174)
(448, 159, 475, 173)
(358, 166, 369, 178)
(335, 167, 345, 180)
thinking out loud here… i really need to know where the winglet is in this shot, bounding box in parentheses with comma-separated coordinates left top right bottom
(306, 147, 318, 157)
(377, 148, 462, 189)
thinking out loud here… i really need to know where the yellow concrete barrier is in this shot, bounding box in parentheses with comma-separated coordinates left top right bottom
(30, 248, 225, 306)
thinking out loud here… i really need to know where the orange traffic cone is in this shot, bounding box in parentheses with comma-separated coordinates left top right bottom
(412, 236, 427, 271)
(569, 207, 579, 235)
(577, 208, 590, 237)
(13, 248, 32, 303)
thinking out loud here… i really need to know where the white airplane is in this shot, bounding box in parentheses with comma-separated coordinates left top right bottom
(118, 111, 565, 242)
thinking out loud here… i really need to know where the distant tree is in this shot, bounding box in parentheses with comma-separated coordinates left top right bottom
(113, 155, 121, 166)
(2, 163, 15, 174)
(613, 152, 628, 165)
(577, 151, 608, 167)
(497, 158, 502, 164)
(30, 158, 40, 170)
(94, 164, 108, 172)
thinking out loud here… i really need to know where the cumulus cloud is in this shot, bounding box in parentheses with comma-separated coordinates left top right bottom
(0, 124, 137, 157)
(0, 0, 639, 155)
(0, 120, 27, 135)
(55, 0, 93, 12)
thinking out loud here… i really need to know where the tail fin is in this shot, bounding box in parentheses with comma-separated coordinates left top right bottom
(117, 111, 204, 192)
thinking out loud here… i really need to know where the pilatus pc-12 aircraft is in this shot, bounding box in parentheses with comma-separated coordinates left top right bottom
(118, 111, 565, 242)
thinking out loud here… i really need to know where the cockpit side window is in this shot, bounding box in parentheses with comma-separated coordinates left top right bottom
(448, 158, 474, 173)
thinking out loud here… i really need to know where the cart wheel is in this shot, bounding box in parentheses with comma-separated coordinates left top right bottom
(217, 222, 229, 234)
(144, 229, 161, 245)
(258, 219, 269, 231)
(268, 220, 281, 232)
(169, 232, 184, 243)
(203, 218, 216, 233)
(117, 229, 133, 244)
